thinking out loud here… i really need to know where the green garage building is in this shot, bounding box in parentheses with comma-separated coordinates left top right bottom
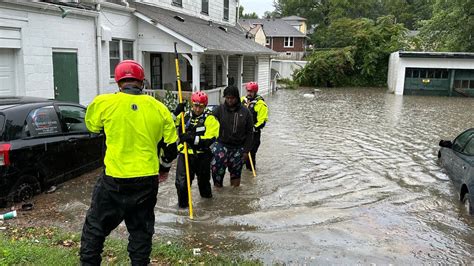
(387, 51, 474, 97)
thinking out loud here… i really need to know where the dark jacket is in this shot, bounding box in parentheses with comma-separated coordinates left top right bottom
(213, 101, 253, 152)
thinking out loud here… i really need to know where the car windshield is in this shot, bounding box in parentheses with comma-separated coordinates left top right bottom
(452, 129, 474, 153)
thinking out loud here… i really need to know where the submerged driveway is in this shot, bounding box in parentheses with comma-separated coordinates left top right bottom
(2, 88, 474, 264)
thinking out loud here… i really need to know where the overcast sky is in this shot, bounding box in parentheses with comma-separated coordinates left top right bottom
(239, 0, 275, 18)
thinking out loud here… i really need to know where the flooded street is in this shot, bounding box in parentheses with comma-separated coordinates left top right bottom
(3, 88, 474, 264)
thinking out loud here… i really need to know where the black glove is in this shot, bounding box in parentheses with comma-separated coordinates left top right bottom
(179, 132, 195, 144)
(173, 102, 187, 116)
(255, 122, 265, 131)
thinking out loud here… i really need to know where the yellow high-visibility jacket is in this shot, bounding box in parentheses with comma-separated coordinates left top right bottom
(175, 109, 219, 154)
(241, 95, 268, 129)
(85, 92, 178, 178)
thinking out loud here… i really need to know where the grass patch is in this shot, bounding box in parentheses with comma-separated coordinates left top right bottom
(0, 226, 260, 265)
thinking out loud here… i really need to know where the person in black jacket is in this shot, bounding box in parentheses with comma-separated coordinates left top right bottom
(211, 86, 253, 187)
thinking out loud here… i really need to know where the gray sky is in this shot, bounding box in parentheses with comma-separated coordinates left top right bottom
(239, 0, 275, 18)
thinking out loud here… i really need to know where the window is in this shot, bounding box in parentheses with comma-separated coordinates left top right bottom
(405, 69, 412, 78)
(427, 69, 434, 79)
(464, 138, 474, 155)
(419, 70, 426, 78)
(454, 80, 461, 88)
(266, 37, 270, 45)
(25, 106, 61, 137)
(223, 0, 229, 21)
(172, 0, 182, 7)
(452, 129, 474, 153)
(201, 0, 208, 14)
(58, 105, 88, 133)
(284, 37, 294, 48)
(109, 39, 134, 78)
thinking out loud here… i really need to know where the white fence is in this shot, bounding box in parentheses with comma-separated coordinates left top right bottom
(271, 59, 307, 80)
(143, 86, 227, 106)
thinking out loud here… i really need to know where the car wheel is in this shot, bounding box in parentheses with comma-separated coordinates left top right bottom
(463, 193, 473, 215)
(437, 150, 441, 159)
(10, 175, 41, 203)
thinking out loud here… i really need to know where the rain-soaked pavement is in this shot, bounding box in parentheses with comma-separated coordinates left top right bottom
(2, 87, 474, 264)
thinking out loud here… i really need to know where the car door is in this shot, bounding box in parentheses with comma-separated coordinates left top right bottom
(56, 104, 103, 175)
(457, 137, 474, 186)
(450, 129, 474, 188)
(23, 105, 69, 186)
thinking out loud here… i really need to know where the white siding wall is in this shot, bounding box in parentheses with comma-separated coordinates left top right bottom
(0, 3, 97, 105)
(257, 56, 270, 96)
(242, 56, 256, 83)
(100, 8, 139, 95)
(387, 51, 474, 95)
(140, 0, 237, 25)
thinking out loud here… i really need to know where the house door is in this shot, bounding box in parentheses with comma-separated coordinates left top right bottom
(53, 52, 79, 103)
(150, 54, 162, 90)
(0, 49, 16, 96)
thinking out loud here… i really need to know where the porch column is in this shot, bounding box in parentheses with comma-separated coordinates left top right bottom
(212, 55, 217, 87)
(237, 55, 244, 96)
(191, 52, 200, 92)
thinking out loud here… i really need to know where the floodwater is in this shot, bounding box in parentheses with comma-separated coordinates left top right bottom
(3, 88, 474, 264)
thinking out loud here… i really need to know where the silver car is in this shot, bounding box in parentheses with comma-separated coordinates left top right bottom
(438, 128, 474, 215)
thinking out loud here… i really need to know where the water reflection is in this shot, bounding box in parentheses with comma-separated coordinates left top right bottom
(154, 88, 474, 263)
(7, 88, 472, 263)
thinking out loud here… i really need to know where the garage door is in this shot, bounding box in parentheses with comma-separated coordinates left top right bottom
(0, 49, 15, 96)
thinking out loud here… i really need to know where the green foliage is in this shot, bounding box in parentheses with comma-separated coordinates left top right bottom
(276, 78, 299, 89)
(0, 226, 261, 265)
(294, 47, 356, 87)
(274, 0, 434, 30)
(299, 15, 407, 87)
(418, 0, 474, 52)
(162, 88, 178, 112)
(239, 5, 259, 19)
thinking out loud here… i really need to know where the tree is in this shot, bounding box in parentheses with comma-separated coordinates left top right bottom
(239, 5, 259, 19)
(418, 0, 474, 52)
(274, 0, 330, 27)
(300, 15, 407, 86)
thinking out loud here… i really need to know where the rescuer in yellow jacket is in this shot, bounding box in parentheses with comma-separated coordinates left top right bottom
(80, 60, 178, 265)
(241, 81, 268, 169)
(173, 91, 219, 208)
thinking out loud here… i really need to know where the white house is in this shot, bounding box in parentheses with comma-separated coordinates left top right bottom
(387, 51, 474, 97)
(0, 0, 275, 106)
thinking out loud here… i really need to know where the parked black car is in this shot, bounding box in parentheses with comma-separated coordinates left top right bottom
(438, 128, 474, 215)
(0, 97, 104, 206)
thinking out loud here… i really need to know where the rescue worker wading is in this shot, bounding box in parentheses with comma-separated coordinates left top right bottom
(80, 60, 178, 266)
(174, 91, 219, 208)
(241, 81, 268, 169)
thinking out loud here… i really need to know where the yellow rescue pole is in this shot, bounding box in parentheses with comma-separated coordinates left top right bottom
(248, 152, 256, 177)
(242, 99, 257, 177)
(174, 42, 193, 219)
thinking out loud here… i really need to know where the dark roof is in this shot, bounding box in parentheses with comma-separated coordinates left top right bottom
(399, 51, 474, 59)
(133, 3, 275, 55)
(239, 19, 306, 37)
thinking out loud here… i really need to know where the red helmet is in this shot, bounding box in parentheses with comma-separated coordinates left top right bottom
(245, 81, 258, 92)
(191, 91, 208, 106)
(114, 60, 145, 82)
